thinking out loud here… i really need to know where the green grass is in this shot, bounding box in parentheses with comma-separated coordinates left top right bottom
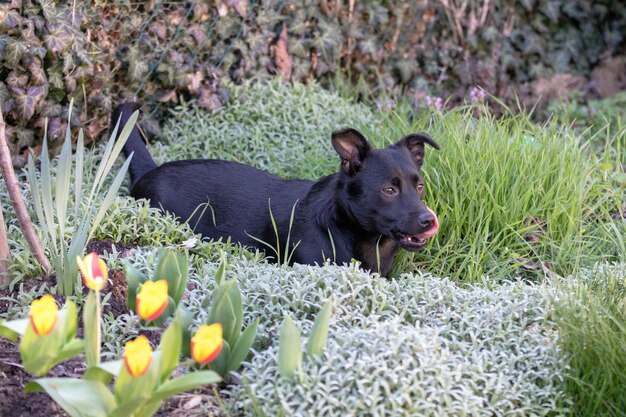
(159, 84, 624, 282)
(554, 263, 626, 416)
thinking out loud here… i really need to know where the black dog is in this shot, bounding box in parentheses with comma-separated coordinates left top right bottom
(112, 103, 440, 276)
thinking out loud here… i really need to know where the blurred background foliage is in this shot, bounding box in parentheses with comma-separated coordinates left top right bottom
(1, 0, 625, 163)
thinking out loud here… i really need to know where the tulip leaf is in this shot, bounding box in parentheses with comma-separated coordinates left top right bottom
(124, 262, 148, 312)
(55, 338, 84, 364)
(109, 396, 152, 417)
(227, 318, 259, 374)
(83, 291, 100, 367)
(63, 300, 78, 342)
(25, 378, 116, 417)
(214, 252, 227, 286)
(85, 359, 123, 384)
(306, 300, 333, 357)
(152, 370, 222, 402)
(114, 351, 161, 404)
(158, 314, 182, 383)
(208, 339, 230, 376)
(208, 280, 243, 348)
(176, 306, 194, 357)
(278, 314, 302, 379)
(0, 318, 28, 341)
(154, 249, 188, 305)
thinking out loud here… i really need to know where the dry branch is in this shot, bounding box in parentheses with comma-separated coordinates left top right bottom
(0, 110, 51, 273)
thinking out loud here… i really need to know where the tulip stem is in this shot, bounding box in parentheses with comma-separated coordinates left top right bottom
(95, 289, 101, 365)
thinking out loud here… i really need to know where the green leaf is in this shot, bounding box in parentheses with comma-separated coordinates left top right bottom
(89, 155, 132, 238)
(39, 138, 57, 247)
(0, 318, 28, 341)
(109, 397, 151, 417)
(25, 378, 116, 417)
(83, 291, 100, 367)
(85, 359, 123, 381)
(227, 318, 258, 374)
(125, 263, 149, 311)
(208, 339, 230, 377)
(208, 281, 243, 348)
(176, 306, 194, 357)
(278, 314, 302, 379)
(55, 107, 73, 240)
(55, 338, 84, 364)
(157, 315, 182, 383)
(74, 129, 84, 217)
(154, 249, 189, 306)
(63, 300, 78, 342)
(214, 253, 227, 286)
(306, 300, 333, 357)
(114, 351, 161, 405)
(14, 85, 45, 120)
(152, 370, 221, 402)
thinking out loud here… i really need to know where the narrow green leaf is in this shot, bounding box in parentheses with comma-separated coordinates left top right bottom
(0, 318, 28, 341)
(227, 318, 259, 374)
(152, 370, 221, 402)
(109, 397, 149, 417)
(208, 340, 230, 377)
(26, 154, 49, 241)
(306, 300, 333, 357)
(90, 155, 132, 239)
(55, 121, 72, 240)
(39, 138, 57, 245)
(74, 129, 84, 218)
(55, 338, 84, 364)
(83, 291, 100, 367)
(25, 378, 116, 417)
(214, 252, 226, 286)
(278, 315, 302, 379)
(158, 316, 182, 383)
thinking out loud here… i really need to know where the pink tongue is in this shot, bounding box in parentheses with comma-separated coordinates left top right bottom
(419, 207, 439, 239)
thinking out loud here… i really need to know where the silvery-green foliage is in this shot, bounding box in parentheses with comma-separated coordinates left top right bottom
(202, 260, 572, 416)
(154, 81, 376, 180)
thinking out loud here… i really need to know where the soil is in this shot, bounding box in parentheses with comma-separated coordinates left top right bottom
(0, 239, 221, 417)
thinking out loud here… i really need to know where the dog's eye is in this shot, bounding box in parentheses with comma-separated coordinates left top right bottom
(417, 184, 424, 193)
(383, 187, 397, 195)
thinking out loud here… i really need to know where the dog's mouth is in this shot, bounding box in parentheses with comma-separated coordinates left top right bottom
(395, 208, 440, 251)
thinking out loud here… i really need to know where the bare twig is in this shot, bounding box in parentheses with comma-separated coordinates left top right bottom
(0, 203, 9, 285)
(0, 110, 51, 273)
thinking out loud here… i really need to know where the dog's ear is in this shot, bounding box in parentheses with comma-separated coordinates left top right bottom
(332, 128, 372, 175)
(396, 133, 440, 169)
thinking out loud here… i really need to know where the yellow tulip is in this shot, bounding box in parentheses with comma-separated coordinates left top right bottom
(29, 294, 58, 336)
(76, 252, 108, 291)
(123, 335, 152, 377)
(191, 323, 223, 365)
(136, 280, 168, 321)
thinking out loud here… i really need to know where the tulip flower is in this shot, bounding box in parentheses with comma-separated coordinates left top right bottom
(136, 280, 169, 321)
(191, 323, 223, 365)
(77, 252, 108, 291)
(123, 335, 153, 377)
(29, 295, 58, 336)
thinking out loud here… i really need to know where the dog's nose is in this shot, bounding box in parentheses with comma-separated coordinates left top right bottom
(417, 212, 434, 229)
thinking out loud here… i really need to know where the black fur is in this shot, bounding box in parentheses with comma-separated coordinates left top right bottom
(113, 103, 440, 276)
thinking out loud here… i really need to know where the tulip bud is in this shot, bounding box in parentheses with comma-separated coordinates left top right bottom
(136, 280, 169, 321)
(123, 335, 153, 377)
(77, 252, 108, 291)
(191, 323, 223, 365)
(29, 295, 58, 336)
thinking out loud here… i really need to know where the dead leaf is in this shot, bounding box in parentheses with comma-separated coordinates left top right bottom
(198, 88, 222, 111)
(215, 0, 228, 17)
(228, 0, 248, 17)
(274, 23, 292, 80)
(187, 71, 204, 94)
(157, 90, 178, 103)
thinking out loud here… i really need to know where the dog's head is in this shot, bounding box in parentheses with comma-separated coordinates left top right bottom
(332, 128, 440, 251)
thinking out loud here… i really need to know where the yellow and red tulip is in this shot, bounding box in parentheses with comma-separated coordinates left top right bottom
(191, 323, 223, 365)
(123, 335, 153, 377)
(136, 280, 169, 321)
(29, 294, 58, 336)
(77, 252, 108, 291)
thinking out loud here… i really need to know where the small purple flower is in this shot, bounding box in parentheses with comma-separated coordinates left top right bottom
(376, 98, 396, 112)
(469, 86, 487, 103)
(424, 95, 443, 111)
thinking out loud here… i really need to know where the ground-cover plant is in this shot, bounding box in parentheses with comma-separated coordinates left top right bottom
(554, 262, 626, 416)
(214, 260, 571, 416)
(25, 108, 137, 295)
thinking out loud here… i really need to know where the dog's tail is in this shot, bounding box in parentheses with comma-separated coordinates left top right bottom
(111, 102, 157, 187)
